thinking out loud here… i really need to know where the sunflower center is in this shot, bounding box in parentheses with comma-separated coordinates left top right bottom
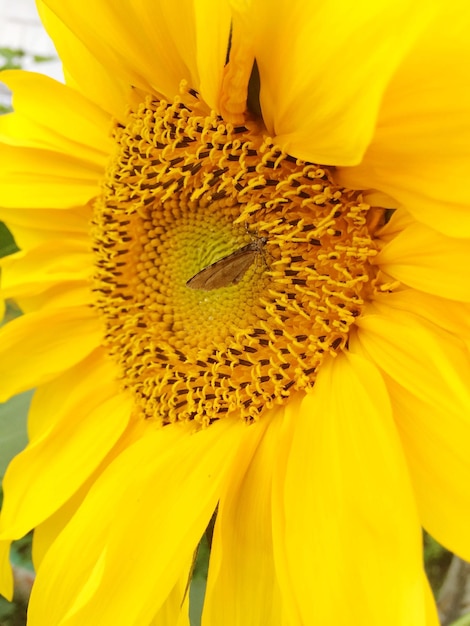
(92, 86, 381, 425)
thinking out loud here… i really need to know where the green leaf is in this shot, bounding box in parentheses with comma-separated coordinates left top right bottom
(450, 613, 470, 626)
(0, 391, 32, 479)
(0, 222, 18, 258)
(0, 47, 25, 72)
(32, 55, 56, 63)
(189, 534, 210, 626)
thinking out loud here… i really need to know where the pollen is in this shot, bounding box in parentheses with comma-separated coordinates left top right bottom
(91, 86, 383, 425)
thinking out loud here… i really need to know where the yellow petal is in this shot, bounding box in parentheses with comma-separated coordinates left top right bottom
(355, 309, 470, 558)
(37, 1, 130, 119)
(0, 352, 131, 540)
(355, 308, 470, 421)
(1, 239, 92, 300)
(374, 289, 470, 340)
(40, 0, 231, 108)
(389, 376, 470, 560)
(0, 540, 14, 600)
(270, 394, 305, 626)
(0, 70, 112, 164)
(375, 206, 414, 243)
(203, 407, 291, 626)
(0, 144, 103, 209)
(216, 5, 255, 124)
(247, 0, 438, 165)
(0, 207, 89, 250)
(26, 348, 117, 439)
(40, 0, 164, 96)
(375, 221, 470, 302)
(31, 416, 153, 566)
(277, 353, 434, 626)
(337, 3, 470, 237)
(27, 418, 245, 625)
(33, 480, 92, 569)
(0, 306, 102, 401)
(12, 282, 92, 316)
(150, 565, 191, 626)
(194, 0, 231, 111)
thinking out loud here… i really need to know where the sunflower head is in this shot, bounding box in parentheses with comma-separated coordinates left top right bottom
(1, 2, 470, 626)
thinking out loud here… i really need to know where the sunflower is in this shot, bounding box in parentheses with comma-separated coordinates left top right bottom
(1, 0, 470, 624)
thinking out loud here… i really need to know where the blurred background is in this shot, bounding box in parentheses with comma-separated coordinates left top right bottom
(0, 0, 62, 110)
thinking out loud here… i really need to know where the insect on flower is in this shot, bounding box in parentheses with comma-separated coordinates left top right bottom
(186, 235, 268, 291)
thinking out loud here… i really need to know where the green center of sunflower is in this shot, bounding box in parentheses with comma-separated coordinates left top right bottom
(92, 86, 382, 425)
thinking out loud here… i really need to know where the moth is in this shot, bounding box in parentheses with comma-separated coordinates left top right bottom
(186, 236, 267, 291)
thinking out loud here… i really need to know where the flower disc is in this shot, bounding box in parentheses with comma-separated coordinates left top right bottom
(92, 88, 381, 424)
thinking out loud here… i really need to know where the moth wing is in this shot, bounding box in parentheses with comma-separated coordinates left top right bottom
(224, 250, 257, 286)
(186, 249, 256, 291)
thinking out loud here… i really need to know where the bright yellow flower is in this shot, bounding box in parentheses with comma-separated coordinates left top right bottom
(1, 0, 470, 624)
